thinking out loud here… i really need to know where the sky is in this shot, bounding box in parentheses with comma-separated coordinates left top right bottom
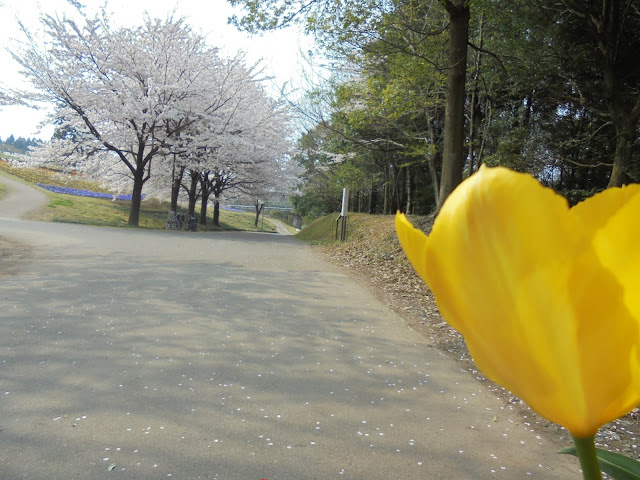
(0, 0, 312, 140)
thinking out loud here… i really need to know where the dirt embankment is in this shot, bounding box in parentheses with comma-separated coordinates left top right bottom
(309, 213, 640, 457)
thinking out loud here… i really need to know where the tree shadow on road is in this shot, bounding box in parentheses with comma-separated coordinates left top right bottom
(0, 232, 578, 480)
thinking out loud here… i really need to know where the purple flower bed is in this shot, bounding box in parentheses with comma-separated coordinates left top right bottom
(36, 184, 142, 201)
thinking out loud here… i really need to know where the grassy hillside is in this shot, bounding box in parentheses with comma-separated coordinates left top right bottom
(296, 212, 433, 253)
(294, 213, 340, 244)
(0, 154, 110, 191)
(0, 157, 275, 232)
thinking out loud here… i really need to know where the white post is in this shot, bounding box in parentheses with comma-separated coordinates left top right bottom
(341, 188, 349, 216)
(339, 188, 349, 241)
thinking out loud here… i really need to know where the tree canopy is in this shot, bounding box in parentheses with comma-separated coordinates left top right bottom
(230, 0, 640, 216)
(14, 5, 293, 226)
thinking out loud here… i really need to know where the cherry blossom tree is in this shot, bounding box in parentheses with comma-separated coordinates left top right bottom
(195, 90, 292, 227)
(146, 57, 293, 228)
(13, 6, 233, 226)
(16, 6, 295, 228)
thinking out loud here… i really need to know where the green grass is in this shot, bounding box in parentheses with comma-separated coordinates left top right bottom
(27, 194, 166, 228)
(0, 157, 276, 232)
(0, 155, 110, 192)
(295, 213, 341, 244)
(279, 221, 301, 235)
(295, 213, 405, 246)
(49, 197, 74, 208)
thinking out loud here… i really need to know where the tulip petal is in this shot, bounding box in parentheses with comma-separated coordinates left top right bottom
(395, 213, 430, 284)
(577, 185, 640, 318)
(564, 248, 639, 436)
(396, 166, 640, 437)
(424, 166, 575, 337)
(414, 167, 581, 412)
(581, 187, 640, 433)
(569, 185, 640, 434)
(570, 184, 640, 239)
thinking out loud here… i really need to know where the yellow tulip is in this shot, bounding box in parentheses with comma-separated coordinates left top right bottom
(396, 165, 640, 438)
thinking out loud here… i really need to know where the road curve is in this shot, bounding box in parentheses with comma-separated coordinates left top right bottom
(0, 170, 49, 220)
(268, 218, 293, 235)
(0, 177, 580, 479)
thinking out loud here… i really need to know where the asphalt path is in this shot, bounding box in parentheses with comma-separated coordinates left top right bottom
(0, 172, 580, 479)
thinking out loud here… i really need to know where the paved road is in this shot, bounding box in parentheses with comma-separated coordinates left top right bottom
(0, 171, 49, 220)
(0, 173, 580, 479)
(267, 218, 292, 235)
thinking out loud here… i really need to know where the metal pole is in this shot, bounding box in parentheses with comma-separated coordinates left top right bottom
(339, 188, 349, 241)
(341, 188, 349, 216)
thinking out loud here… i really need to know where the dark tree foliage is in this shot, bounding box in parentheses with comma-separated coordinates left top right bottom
(0, 135, 41, 154)
(230, 0, 639, 216)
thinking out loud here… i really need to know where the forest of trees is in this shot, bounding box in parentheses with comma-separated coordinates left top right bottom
(0, 135, 40, 155)
(229, 0, 640, 217)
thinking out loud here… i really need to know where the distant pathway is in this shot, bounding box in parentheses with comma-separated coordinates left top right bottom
(0, 170, 49, 219)
(269, 217, 293, 235)
(0, 175, 580, 480)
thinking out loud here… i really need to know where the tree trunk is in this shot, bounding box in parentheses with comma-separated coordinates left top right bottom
(608, 117, 637, 187)
(186, 170, 199, 226)
(369, 183, 377, 214)
(212, 198, 221, 227)
(438, 0, 470, 210)
(578, 0, 640, 186)
(467, 14, 483, 176)
(383, 168, 390, 215)
(171, 165, 185, 213)
(394, 165, 403, 213)
(427, 154, 441, 211)
(405, 165, 413, 214)
(199, 171, 214, 225)
(128, 170, 144, 226)
(254, 200, 265, 227)
(426, 109, 441, 211)
(200, 194, 209, 225)
(476, 98, 491, 169)
(600, 14, 639, 187)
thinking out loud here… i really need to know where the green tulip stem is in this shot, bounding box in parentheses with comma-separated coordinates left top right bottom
(573, 435, 603, 480)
